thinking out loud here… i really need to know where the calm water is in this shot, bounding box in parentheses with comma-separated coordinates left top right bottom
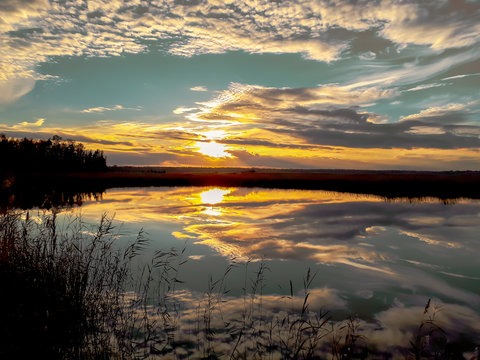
(58, 187, 480, 353)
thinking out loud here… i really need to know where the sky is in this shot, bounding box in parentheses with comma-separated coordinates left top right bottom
(0, 0, 479, 170)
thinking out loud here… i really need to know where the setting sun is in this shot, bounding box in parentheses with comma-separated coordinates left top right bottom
(195, 141, 233, 158)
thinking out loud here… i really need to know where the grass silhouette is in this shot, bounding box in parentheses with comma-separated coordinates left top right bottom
(1, 211, 478, 359)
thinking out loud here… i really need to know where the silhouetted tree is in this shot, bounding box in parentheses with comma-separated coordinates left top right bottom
(0, 135, 107, 175)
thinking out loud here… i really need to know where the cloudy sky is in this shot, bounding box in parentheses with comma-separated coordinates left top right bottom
(1, 0, 479, 169)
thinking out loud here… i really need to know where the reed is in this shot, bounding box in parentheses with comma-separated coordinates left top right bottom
(0, 211, 144, 359)
(1, 211, 477, 359)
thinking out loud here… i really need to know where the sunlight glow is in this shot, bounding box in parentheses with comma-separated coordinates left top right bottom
(202, 207, 223, 216)
(6, 118, 479, 169)
(76, 187, 473, 267)
(200, 130, 227, 140)
(195, 141, 233, 158)
(200, 189, 231, 205)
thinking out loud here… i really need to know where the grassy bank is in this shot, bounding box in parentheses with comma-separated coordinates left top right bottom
(5, 169, 480, 203)
(1, 212, 478, 359)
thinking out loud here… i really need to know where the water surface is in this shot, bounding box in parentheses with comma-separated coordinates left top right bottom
(59, 186, 480, 353)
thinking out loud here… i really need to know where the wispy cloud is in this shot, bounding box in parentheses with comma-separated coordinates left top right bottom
(190, 86, 207, 92)
(406, 83, 445, 92)
(348, 47, 480, 89)
(173, 107, 198, 115)
(400, 101, 480, 122)
(359, 51, 376, 61)
(81, 105, 142, 113)
(2, 79, 479, 169)
(441, 72, 480, 81)
(19, 118, 44, 127)
(173, 82, 480, 168)
(0, 78, 36, 105)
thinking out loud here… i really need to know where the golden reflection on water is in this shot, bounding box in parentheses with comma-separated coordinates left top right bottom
(198, 189, 232, 216)
(77, 187, 478, 273)
(69, 187, 480, 348)
(199, 189, 231, 205)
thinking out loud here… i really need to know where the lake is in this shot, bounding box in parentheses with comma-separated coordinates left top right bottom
(19, 186, 480, 357)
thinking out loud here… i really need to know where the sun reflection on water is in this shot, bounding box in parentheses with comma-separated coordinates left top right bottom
(54, 186, 480, 352)
(77, 187, 480, 280)
(198, 188, 232, 216)
(202, 207, 223, 216)
(199, 188, 231, 205)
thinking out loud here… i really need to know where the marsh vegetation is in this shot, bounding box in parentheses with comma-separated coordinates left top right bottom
(1, 211, 477, 359)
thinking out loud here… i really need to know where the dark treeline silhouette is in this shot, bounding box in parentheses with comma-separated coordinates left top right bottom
(1, 135, 107, 211)
(0, 188, 104, 212)
(0, 135, 107, 174)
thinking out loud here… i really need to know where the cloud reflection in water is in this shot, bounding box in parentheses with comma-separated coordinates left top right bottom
(77, 187, 480, 310)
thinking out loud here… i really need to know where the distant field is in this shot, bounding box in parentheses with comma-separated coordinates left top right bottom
(30, 167, 480, 200)
(3, 167, 480, 210)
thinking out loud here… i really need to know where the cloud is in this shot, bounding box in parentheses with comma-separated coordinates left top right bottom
(441, 72, 480, 81)
(364, 302, 480, 350)
(2, 78, 479, 169)
(0, 119, 242, 166)
(1, 0, 479, 85)
(122, 186, 478, 270)
(359, 51, 376, 60)
(121, 287, 480, 358)
(406, 83, 445, 92)
(405, 126, 445, 135)
(81, 105, 142, 113)
(195, 82, 398, 115)
(190, 86, 207, 92)
(0, 78, 36, 105)
(350, 47, 480, 88)
(79, 186, 480, 308)
(19, 118, 44, 127)
(173, 107, 198, 114)
(400, 101, 480, 122)
(186, 83, 480, 153)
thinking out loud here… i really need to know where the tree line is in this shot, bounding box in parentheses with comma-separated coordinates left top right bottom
(0, 135, 107, 174)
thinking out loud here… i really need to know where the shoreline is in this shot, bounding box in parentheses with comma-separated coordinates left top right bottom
(4, 168, 480, 202)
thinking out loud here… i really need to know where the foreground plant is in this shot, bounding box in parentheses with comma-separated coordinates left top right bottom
(0, 211, 145, 359)
(1, 211, 478, 360)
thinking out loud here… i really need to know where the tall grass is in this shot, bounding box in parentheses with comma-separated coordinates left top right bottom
(0, 211, 145, 359)
(1, 211, 477, 359)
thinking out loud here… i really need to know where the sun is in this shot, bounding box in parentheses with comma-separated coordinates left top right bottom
(195, 141, 233, 158)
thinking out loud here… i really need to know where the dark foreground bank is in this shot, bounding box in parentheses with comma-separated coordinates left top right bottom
(86, 168, 480, 199)
(2, 168, 480, 210)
